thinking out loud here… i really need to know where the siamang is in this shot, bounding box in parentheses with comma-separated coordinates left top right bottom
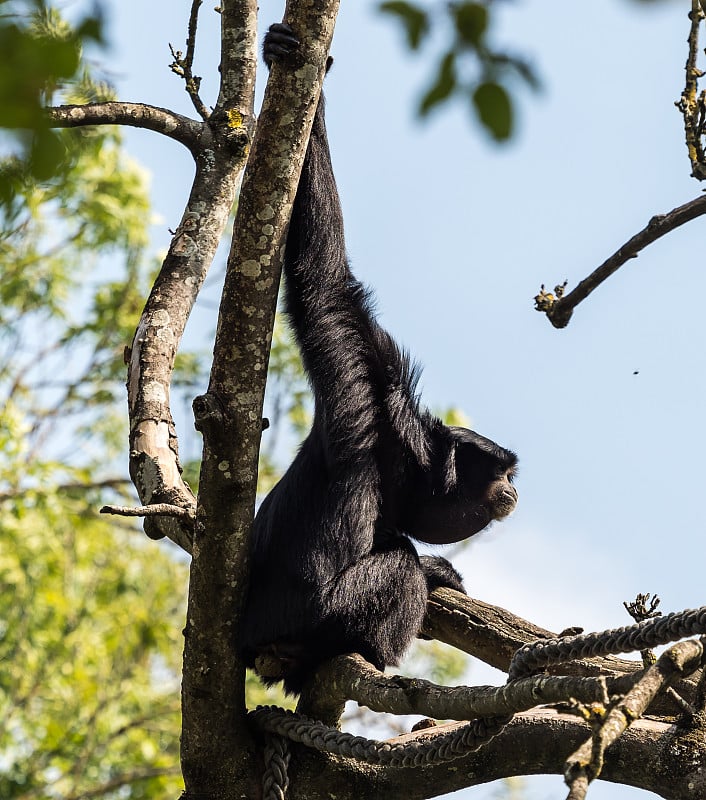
(238, 24, 518, 694)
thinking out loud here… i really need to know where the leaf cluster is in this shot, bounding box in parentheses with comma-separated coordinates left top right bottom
(0, 121, 155, 482)
(0, 496, 186, 799)
(0, 1, 104, 182)
(379, 1, 539, 141)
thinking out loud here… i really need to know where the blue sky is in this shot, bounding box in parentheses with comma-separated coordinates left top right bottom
(102, 1, 701, 797)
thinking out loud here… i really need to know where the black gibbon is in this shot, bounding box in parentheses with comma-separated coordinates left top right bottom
(239, 24, 518, 693)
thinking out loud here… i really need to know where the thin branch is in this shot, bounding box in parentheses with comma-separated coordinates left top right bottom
(48, 102, 202, 152)
(535, 193, 706, 328)
(168, 0, 210, 119)
(100, 503, 195, 521)
(564, 639, 704, 798)
(675, 1, 706, 180)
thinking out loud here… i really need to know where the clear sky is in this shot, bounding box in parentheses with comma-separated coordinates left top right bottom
(101, 1, 703, 797)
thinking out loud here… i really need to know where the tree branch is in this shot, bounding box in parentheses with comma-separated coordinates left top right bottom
(423, 589, 702, 716)
(0, 478, 131, 503)
(215, 0, 259, 119)
(564, 639, 704, 798)
(100, 503, 195, 521)
(535, 193, 706, 328)
(283, 710, 706, 799)
(48, 102, 202, 151)
(297, 652, 648, 725)
(675, 1, 706, 180)
(125, 4, 260, 554)
(169, 0, 211, 120)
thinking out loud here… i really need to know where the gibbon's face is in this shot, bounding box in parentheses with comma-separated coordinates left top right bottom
(407, 427, 518, 545)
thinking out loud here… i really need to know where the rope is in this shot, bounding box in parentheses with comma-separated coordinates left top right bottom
(256, 604, 706, 797)
(250, 705, 510, 768)
(509, 604, 706, 680)
(262, 733, 291, 800)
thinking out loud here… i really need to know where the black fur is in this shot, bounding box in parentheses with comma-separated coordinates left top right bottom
(239, 24, 518, 694)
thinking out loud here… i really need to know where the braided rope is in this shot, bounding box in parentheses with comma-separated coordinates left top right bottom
(262, 734, 291, 800)
(250, 706, 510, 768)
(509, 604, 706, 680)
(255, 604, 706, 796)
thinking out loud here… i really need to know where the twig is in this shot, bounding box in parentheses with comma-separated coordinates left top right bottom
(100, 503, 195, 521)
(536, 194, 706, 328)
(169, 0, 210, 120)
(564, 639, 704, 798)
(675, 1, 706, 180)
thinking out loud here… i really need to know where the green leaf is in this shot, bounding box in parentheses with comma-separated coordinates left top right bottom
(452, 2, 488, 47)
(379, 1, 430, 50)
(472, 81, 513, 141)
(419, 51, 457, 116)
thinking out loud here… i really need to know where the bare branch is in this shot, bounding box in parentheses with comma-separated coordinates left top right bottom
(675, 1, 706, 180)
(564, 639, 704, 797)
(535, 193, 706, 328)
(100, 503, 195, 521)
(48, 102, 202, 151)
(169, 0, 211, 120)
(424, 588, 638, 677)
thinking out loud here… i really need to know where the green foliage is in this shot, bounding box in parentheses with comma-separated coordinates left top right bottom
(437, 405, 471, 428)
(403, 639, 468, 685)
(0, 54, 197, 797)
(379, 1, 430, 50)
(420, 50, 457, 115)
(379, 0, 539, 141)
(473, 80, 512, 141)
(0, 497, 186, 799)
(0, 76, 158, 477)
(0, 2, 104, 181)
(452, 1, 488, 47)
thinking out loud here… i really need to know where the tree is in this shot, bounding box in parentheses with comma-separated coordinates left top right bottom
(4, 1, 706, 799)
